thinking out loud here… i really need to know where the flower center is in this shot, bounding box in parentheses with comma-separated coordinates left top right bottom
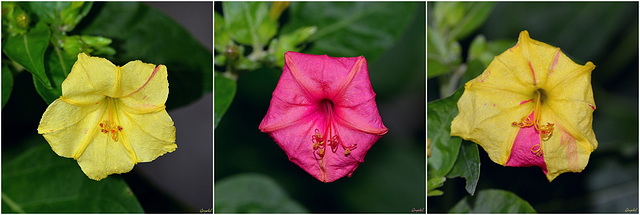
(512, 89, 554, 156)
(99, 97, 123, 142)
(311, 99, 357, 159)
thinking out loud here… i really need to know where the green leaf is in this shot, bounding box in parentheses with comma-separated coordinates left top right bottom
(2, 63, 14, 108)
(468, 35, 516, 68)
(2, 2, 30, 36)
(427, 87, 464, 177)
(427, 176, 446, 197)
(270, 26, 317, 67)
(223, 2, 277, 47)
(433, 2, 465, 32)
(3, 21, 51, 88)
(448, 2, 494, 41)
(2, 140, 143, 213)
(79, 2, 213, 110)
(427, 26, 461, 78)
(446, 140, 480, 196)
(23, 2, 68, 24)
(214, 12, 232, 53)
(24, 2, 93, 32)
(281, 2, 417, 61)
(214, 72, 236, 129)
(449, 189, 536, 213)
(214, 173, 307, 213)
(33, 47, 77, 104)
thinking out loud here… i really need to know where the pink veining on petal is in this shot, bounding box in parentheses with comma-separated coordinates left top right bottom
(123, 65, 161, 98)
(549, 49, 561, 76)
(509, 42, 520, 52)
(528, 61, 537, 85)
(479, 70, 491, 82)
(560, 129, 580, 171)
(588, 104, 596, 110)
(506, 111, 548, 174)
(520, 99, 534, 105)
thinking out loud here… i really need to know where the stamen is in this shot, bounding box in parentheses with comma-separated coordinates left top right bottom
(98, 120, 123, 142)
(531, 144, 543, 157)
(512, 90, 555, 155)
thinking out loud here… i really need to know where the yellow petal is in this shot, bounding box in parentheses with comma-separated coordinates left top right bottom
(451, 76, 532, 165)
(539, 107, 595, 181)
(542, 125, 593, 181)
(76, 129, 136, 181)
(118, 104, 176, 162)
(451, 30, 598, 181)
(37, 99, 104, 158)
(118, 61, 169, 113)
(62, 53, 116, 105)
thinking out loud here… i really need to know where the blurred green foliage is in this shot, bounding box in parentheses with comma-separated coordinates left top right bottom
(2, 141, 143, 213)
(449, 189, 536, 213)
(428, 2, 639, 213)
(215, 173, 307, 213)
(215, 2, 425, 212)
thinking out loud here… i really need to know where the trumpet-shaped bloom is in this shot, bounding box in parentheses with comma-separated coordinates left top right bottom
(450, 31, 597, 181)
(259, 51, 388, 182)
(38, 53, 177, 181)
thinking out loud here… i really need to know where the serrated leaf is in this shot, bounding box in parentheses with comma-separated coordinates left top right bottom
(427, 87, 464, 177)
(3, 21, 51, 88)
(1, 141, 143, 213)
(223, 2, 277, 47)
(446, 140, 480, 196)
(214, 72, 236, 129)
(281, 2, 417, 62)
(449, 189, 536, 213)
(214, 173, 307, 213)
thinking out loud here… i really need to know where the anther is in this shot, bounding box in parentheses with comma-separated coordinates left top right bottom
(531, 144, 543, 157)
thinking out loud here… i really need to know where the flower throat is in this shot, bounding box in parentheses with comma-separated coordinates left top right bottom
(99, 97, 123, 142)
(312, 99, 357, 159)
(512, 90, 554, 156)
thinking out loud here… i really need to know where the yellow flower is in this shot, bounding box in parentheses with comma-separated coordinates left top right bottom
(38, 53, 177, 181)
(451, 31, 597, 181)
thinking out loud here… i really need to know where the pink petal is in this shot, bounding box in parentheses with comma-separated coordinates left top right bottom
(259, 51, 387, 182)
(505, 111, 548, 174)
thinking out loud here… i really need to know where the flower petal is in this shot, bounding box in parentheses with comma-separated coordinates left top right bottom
(62, 53, 116, 105)
(542, 126, 592, 181)
(76, 130, 137, 181)
(37, 99, 104, 159)
(264, 108, 382, 182)
(118, 104, 177, 162)
(505, 111, 548, 174)
(119, 62, 169, 113)
(451, 73, 533, 165)
(260, 52, 387, 182)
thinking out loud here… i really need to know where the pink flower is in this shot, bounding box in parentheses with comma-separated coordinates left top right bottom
(259, 51, 388, 182)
